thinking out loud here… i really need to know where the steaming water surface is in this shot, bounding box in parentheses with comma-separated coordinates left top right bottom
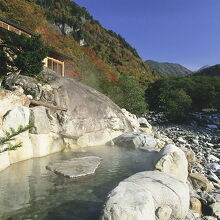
(0, 145, 157, 220)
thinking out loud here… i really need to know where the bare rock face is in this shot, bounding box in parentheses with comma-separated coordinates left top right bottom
(0, 90, 30, 128)
(30, 106, 51, 134)
(0, 151, 10, 172)
(2, 106, 33, 164)
(121, 108, 140, 130)
(3, 70, 133, 147)
(46, 156, 101, 178)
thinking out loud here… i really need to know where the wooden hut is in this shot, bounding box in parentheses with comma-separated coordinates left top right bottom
(0, 16, 66, 76)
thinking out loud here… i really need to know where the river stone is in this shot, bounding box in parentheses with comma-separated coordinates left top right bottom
(185, 210, 198, 220)
(101, 170, 189, 220)
(210, 202, 220, 218)
(155, 144, 188, 182)
(207, 124, 218, 129)
(203, 217, 218, 220)
(138, 117, 152, 129)
(155, 205, 172, 220)
(46, 156, 101, 178)
(207, 163, 220, 172)
(190, 197, 202, 216)
(112, 132, 157, 150)
(138, 117, 153, 135)
(189, 173, 214, 192)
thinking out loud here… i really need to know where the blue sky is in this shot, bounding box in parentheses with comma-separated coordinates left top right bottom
(74, 0, 220, 71)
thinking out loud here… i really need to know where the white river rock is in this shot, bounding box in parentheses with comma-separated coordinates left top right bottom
(112, 132, 157, 150)
(155, 144, 188, 182)
(101, 170, 189, 220)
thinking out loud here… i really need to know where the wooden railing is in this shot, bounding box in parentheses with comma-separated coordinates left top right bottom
(43, 57, 65, 76)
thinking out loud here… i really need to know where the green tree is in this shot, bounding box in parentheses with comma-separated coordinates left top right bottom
(109, 75, 147, 115)
(158, 89, 192, 120)
(146, 75, 220, 120)
(0, 123, 33, 152)
(0, 29, 48, 77)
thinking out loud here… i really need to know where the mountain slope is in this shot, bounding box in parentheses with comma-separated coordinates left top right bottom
(146, 60, 192, 75)
(0, 0, 158, 84)
(197, 65, 210, 72)
(194, 64, 220, 76)
(0, 0, 159, 114)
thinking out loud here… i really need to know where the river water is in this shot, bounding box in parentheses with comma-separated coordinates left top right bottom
(0, 146, 157, 220)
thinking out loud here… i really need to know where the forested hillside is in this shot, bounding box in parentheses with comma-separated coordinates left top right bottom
(146, 60, 192, 75)
(146, 76, 220, 120)
(0, 0, 158, 83)
(194, 64, 220, 76)
(32, 0, 154, 81)
(0, 0, 159, 114)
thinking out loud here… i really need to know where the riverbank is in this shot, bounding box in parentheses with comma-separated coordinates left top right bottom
(145, 112, 220, 219)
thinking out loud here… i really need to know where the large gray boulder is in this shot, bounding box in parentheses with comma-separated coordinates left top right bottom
(101, 170, 190, 220)
(3, 70, 133, 147)
(112, 132, 157, 150)
(102, 181, 156, 220)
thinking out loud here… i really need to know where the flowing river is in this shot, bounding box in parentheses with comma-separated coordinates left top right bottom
(0, 146, 157, 220)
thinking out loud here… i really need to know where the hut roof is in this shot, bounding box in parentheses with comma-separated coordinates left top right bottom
(0, 16, 36, 36)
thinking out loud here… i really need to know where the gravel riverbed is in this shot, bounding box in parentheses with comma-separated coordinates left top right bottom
(145, 112, 220, 219)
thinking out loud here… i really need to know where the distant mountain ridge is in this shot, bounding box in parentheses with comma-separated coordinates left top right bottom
(197, 65, 210, 72)
(145, 60, 192, 75)
(194, 64, 220, 76)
